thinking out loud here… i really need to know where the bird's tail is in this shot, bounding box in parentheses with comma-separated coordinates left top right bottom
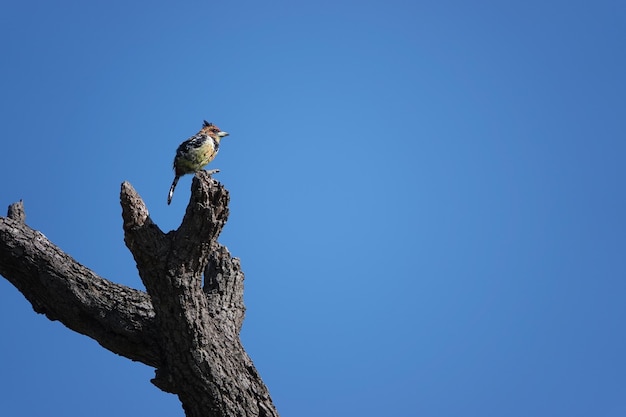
(168, 176, 180, 205)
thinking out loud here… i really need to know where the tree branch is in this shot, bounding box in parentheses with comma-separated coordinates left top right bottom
(0, 209, 161, 366)
(122, 172, 278, 417)
(0, 171, 279, 417)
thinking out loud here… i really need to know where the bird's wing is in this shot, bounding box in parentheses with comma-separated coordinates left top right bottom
(176, 135, 207, 156)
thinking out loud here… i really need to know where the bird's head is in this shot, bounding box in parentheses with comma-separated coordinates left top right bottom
(201, 120, 229, 141)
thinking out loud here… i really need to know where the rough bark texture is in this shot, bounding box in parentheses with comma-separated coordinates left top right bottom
(0, 172, 278, 417)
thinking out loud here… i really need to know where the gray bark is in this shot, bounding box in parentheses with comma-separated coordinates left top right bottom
(0, 172, 278, 417)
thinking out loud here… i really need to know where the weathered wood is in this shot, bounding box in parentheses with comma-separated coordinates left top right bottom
(7, 200, 25, 222)
(0, 171, 278, 417)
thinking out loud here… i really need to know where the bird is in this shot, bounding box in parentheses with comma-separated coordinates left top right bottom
(168, 120, 229, 205)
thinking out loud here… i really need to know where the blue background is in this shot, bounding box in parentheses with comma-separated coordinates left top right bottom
(1, 1, 625, 416)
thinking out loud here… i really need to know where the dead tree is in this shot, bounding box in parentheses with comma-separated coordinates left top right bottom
(0, 172, 278, 417)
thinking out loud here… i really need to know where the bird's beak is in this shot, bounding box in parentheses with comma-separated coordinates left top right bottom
(218, 131, 229, 138)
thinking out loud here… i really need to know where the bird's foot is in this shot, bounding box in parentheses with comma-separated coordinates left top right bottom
(204, 169, 220, 175)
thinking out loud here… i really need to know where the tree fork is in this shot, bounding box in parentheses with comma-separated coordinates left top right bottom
(0, 171, 278, 417)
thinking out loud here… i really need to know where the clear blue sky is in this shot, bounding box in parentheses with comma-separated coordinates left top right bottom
(1, 1, 625, 416)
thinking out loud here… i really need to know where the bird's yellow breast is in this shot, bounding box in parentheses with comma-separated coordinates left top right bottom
(175, 139, 217, 174)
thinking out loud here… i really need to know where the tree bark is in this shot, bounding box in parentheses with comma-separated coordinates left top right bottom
(0, 172, 278, 417)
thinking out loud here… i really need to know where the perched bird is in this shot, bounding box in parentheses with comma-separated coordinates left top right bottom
(168, 120, 229, 205)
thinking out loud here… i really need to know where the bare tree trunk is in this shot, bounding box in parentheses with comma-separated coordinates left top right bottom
(0, 172, 278, 417)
